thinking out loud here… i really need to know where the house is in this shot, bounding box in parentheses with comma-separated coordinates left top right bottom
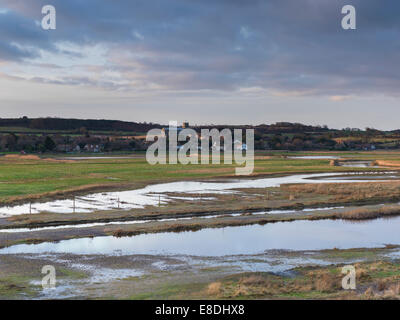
(234, 140, 247, 151)
(84, 144, 102, 152)
(161, 122, 191, 137)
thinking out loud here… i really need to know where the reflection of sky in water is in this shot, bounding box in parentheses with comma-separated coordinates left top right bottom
(0, 172, 394, 216)
(0, 206, 347, 233)
(288, 156, 340, 159)
(2, 217, 400, 256)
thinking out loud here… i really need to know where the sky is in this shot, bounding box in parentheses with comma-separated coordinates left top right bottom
(0, 0, 399, 129)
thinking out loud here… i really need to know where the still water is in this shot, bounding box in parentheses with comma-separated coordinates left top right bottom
(0, 172, 393, 217)
(2, 216, 400, 256)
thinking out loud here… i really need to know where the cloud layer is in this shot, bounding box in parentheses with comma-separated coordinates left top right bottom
(0, 0, 399, 96)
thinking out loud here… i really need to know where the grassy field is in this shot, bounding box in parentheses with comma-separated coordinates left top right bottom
(0, 151, 399, 203)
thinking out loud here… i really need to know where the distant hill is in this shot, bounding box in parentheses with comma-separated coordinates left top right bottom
(1, 118, 396, 152)
(0, 117, 332, 134)
(197, 122, 331, 134)
(0, 117, 162, 134)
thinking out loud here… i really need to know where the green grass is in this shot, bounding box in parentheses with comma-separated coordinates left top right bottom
(57, 267, 89, 280)
(0, 151, 395, 202)
(129, 282, 206, 300)
(370, 270, 400, 279)
(319, 249, 380, 260)
(277, 291, 331, 299)
(0, 274, 38, 298)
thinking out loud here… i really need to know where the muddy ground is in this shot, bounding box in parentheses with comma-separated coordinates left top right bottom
(1, 246, 400, 300)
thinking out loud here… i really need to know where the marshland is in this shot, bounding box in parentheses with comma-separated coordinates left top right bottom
(1, 151, 400, 299)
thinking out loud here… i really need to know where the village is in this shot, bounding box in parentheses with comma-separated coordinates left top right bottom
(0, 118, 391, 154)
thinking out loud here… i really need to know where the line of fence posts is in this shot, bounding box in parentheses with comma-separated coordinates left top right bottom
(27, 192, 210, 214)
(28, 195, 125, 215)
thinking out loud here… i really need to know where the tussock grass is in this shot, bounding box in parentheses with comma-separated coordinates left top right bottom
(207, 260, 400, 300)
(207, 282, 222, 296)
(375, 160, 400, 167)
(285, 181, 400, 203)
(332, 205, 400, 220)
(312, 272, 341, 293)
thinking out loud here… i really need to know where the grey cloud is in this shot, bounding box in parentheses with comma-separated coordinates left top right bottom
(1, 0, 400, 96)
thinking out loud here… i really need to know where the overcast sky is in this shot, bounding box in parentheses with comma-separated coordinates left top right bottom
(0, 0, 399, 129)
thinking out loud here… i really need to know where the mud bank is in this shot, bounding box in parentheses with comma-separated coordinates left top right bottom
(1, 245, 399, 299)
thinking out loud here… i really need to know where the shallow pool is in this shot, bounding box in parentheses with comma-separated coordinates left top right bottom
(2, 216, 400, 256)
(0, 172, 394, 217)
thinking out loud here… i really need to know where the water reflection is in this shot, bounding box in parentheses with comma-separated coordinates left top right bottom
(0, 172, 394, 217)
(2, 216, 400, 256)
